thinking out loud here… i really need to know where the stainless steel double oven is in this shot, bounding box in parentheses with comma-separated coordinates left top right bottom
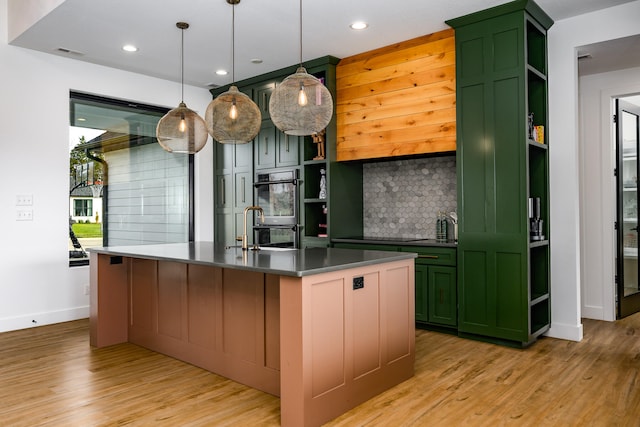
(253, 169, 299, 248)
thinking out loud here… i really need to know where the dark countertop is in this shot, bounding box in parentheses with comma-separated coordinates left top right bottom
(88, 241, 416, 278)
(332, 237, 457, 248)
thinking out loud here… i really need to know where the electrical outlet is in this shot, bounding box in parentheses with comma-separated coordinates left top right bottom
(16, 194, 33, 206)
(353, 276, 364, 290)
(16, 209, 33, 221)
(84, 284, 90, 295)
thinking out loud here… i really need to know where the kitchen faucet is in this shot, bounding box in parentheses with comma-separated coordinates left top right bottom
(240, 206, 265, 250)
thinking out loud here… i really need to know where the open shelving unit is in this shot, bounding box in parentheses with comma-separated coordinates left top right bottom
(526, 14, 551, 339)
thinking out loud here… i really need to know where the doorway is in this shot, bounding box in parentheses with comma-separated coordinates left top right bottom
(616, 97, 640, 318)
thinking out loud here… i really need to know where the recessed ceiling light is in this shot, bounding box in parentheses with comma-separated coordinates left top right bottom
(350, 21, 368, 30)
(122, 44, 138, 52)
(216, 69, 228, 76)
(251, 58, 263, 64)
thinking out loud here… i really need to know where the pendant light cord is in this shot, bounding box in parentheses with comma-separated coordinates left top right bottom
(180, 26, 185, 103)
(231, 3, 235, 83)
(299, 0, 303, 67)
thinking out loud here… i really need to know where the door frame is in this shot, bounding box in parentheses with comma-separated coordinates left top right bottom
(615, 98, 640, 318)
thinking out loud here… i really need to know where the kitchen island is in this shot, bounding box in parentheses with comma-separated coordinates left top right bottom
(89, 242, 416, 427)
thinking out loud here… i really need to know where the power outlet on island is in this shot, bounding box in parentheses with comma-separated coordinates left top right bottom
(353, 276, 364, 290)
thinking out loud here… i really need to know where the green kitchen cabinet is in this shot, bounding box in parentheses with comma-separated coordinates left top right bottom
(254, 121, 299, 170)
(428, 266, 457, 326)
(447, 0, 552, 346)
(213, 141, 253, 247)
(400, 245, 457, 328)
(210, 56, 363, 248)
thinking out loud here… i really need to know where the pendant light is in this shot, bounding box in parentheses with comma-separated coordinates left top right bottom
(268, 0, 333, 136)
(156, 22, 209, 153)
(205, 0, 261, 144)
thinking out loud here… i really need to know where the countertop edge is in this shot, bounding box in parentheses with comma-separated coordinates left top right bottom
(332, 238, 457, 248)
(88, 244, 417, 277)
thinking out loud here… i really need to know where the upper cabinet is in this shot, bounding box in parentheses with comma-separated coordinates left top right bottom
(210, 56, 364, 248)
(335, 29, 457, 161)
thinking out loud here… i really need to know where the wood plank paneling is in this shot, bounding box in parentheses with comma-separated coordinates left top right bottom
(336, 29, 456, 161)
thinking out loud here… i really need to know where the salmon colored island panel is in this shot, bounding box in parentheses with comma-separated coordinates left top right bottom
(280, 259, 415, 426)
(90, 254, 415, 427)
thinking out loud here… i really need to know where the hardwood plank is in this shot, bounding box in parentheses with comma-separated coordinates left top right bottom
(336, 65, 455, 103)
(337, 94, 456, 129)
(336, 79, 456, 115)
(336, 50, 455, 89)
(337, 29, 455, 73)
(2, 315, 640, 425)
(337, 136, 456, 161)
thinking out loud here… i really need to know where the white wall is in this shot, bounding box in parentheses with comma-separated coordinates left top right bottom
(547, 0, 640, 340)
(0, 0, 213, 332)
(579, 67, 640, 321)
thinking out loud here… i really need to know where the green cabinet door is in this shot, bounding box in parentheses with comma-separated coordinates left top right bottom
(255, 122, 299, 170)
(428, 266, 457, 326)
(254, 81, 275, 122)
(277, 132, 299, 167)
(255, 122, 276, 170)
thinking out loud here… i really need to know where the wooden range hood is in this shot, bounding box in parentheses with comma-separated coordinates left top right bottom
(336, 29, 456, 161)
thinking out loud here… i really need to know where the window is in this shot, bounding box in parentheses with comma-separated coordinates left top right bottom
(69, 92, 195, 266)
(73, 199, 93, 217)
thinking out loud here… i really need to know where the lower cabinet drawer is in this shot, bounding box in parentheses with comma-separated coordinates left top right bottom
(399, 246, 456, 266)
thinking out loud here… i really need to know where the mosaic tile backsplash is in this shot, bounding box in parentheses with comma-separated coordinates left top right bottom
(363, 155, 457, 239)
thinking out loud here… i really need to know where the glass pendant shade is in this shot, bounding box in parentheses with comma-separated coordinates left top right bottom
(206, 86, 261, 144)
(269, 67, 333, 136)
(156, 102, 208, 153)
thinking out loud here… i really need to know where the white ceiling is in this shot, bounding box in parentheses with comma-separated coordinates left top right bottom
(8, 0, 639, 88)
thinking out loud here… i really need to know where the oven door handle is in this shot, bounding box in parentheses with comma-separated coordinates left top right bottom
(254, 179, 298, 187)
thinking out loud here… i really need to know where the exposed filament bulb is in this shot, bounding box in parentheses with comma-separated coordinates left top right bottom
(179, 115, 186, 133)
(230, 99, 238, 120)
(298, 84, 308, 106)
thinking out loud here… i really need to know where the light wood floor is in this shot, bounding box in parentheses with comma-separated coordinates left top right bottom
(1, 316, 640, 427)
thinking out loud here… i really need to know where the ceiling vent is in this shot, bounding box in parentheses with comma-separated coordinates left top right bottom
(56, 47, 84, 56)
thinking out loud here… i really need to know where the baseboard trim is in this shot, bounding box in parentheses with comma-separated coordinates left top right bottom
(0, 306, 89, 333)
(545, 321, 583, 342)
